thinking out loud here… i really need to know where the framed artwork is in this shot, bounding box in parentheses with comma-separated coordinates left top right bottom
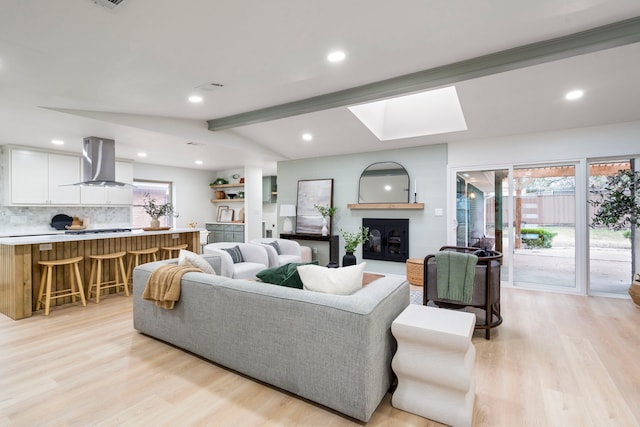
(217, 206, 230, 222)
(219, 208, 234, 223)
(295, 179, 334, 235)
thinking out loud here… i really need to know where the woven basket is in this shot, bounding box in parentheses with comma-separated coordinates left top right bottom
(406, 258, 424, 286)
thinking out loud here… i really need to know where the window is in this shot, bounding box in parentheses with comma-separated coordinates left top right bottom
(132, 180, 173, 228)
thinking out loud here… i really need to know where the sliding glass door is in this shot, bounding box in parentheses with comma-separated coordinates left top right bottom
(511, 165, 577, 290)
(588, 160, 634, 295)
(454, 160, 637, 296)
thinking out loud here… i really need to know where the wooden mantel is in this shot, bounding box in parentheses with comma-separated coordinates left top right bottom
(347, 203, 424, 210)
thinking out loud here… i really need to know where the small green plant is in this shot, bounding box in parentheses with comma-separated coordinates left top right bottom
(340, 226, 370, 253)
(314, 204, 337, 218)
(211, 178, 229, 185)
(520, 228, 557, 248)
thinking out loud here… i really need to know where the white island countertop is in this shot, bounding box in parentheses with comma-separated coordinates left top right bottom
(0, 228, 199, 246)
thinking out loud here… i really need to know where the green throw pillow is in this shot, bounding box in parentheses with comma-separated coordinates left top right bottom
(257, 261, 318, 289)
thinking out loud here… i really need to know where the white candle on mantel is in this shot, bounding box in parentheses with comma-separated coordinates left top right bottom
(414, 181, 417, 193)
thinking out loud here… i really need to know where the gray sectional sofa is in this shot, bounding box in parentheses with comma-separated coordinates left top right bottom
(132, 259, 409, 422)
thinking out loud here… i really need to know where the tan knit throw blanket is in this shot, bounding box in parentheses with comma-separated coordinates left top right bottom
(142, 264, 201, 309)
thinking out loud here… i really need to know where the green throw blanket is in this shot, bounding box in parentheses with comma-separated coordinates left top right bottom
(435, 251, 478, 304)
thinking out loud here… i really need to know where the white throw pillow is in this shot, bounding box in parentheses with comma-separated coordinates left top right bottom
(297, 262, 366, 295)
(178, 249, 216, 274)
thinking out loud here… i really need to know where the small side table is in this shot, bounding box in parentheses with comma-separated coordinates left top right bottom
(391, 305, 476, 427)
(405, 258, 424, 286)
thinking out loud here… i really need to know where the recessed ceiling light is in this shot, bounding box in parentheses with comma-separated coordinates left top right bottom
(188, 95, 203, 103)
(137, 152, 147, 157)
(384, 185, 392, 191)
(51, 139, 64, 145)
(565, 89, 584, 100)
(195, 160, 203, 165)
(302, 133, 313, 141)
(327, 51, 346, 63)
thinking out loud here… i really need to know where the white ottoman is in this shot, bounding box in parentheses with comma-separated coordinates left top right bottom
(391, 305, 476, 427)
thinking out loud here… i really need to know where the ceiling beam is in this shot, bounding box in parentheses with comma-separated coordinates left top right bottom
(208, 16, 640, 131)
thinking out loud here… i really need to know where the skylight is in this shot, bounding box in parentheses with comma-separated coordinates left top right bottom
(348, 86, 467, 141)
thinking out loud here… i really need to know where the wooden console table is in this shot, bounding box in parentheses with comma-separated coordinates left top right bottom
(280, 234, 339, 266)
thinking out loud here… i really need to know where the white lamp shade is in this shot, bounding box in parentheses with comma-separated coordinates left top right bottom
(280, 204, 296, 217)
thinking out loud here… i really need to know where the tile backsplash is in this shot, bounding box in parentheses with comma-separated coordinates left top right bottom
(0, 206, 131, 234)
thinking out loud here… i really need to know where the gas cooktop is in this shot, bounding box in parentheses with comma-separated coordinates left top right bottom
(64, 228, 132, 235)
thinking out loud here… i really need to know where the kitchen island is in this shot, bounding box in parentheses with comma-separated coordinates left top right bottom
(0, 228, 200, 320)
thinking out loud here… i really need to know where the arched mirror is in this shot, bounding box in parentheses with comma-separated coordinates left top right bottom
(358, 162, 410, 203)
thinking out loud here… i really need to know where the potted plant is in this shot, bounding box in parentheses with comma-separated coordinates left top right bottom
(314, 204, 337, 236)
(339, 226, 370, 267)
(142, 193, 177, 229)
(589, 168, 640, 307)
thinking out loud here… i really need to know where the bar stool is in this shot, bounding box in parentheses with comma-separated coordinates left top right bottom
(88, 251, 129, 303)
(161, 243, 188, 260)
(36, 256, 86, 316)
(126, 247, 159, 286)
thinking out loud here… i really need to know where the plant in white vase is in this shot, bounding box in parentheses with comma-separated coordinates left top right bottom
(142, 193, 177, 229)
(314, 204, 337, 236)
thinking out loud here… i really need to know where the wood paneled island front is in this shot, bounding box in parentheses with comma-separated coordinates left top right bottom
(0, 229, 200, 320)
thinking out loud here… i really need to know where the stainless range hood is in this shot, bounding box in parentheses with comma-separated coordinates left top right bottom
(74, 137, 131, 187)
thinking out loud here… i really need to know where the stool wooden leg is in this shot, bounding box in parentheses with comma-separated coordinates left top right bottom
(126, 255, 135, 287)
(69, 265, 78, 303)
(36, 268, 47, 311)
(95, 259, 103, 304)
(88, 259, 97, 301)
(118, 257, 129, 296)
(74, 263, 87, 306)
(44, 266, 53, 316)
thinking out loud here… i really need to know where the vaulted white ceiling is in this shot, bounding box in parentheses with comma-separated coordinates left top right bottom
(1, 0, 639, 173)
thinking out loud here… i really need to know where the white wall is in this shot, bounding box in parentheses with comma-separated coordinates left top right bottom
(133, 163, 217, 229)
(277, 144, 447, 275)
(448, 121, 640, 167)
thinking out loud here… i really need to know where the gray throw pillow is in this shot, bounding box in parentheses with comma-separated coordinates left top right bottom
(222, 245, 245, 263)
(267, 240, 282, 255)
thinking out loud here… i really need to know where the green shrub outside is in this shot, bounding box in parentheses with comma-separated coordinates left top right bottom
(520, 228, 558, 248)
(622, 230, 631, 240)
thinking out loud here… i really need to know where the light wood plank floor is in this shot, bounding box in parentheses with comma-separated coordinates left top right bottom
(1, 288, 638, 426)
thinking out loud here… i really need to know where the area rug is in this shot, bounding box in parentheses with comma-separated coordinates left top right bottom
(410, 289, 423, 305)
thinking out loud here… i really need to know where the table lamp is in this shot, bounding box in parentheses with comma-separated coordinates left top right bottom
(280, 204, 296, 234)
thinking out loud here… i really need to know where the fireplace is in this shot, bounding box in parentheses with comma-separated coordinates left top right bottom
(362, 218, 409, 263)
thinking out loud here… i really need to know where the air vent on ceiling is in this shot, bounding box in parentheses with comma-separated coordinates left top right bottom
(195, 82, 225, 91)
(92, 0, 125, 9)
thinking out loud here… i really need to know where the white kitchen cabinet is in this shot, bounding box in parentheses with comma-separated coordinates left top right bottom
(9, 149, 81, 205)
(80, 161, 133, 205)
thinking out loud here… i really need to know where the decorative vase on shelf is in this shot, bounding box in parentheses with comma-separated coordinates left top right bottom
(150, 217, 160, 229)
(321, 217, 328, 236)
(342, 252, 357, 267)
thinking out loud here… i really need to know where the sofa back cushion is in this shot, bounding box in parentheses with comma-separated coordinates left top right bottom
(297, 262, 366, 295)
